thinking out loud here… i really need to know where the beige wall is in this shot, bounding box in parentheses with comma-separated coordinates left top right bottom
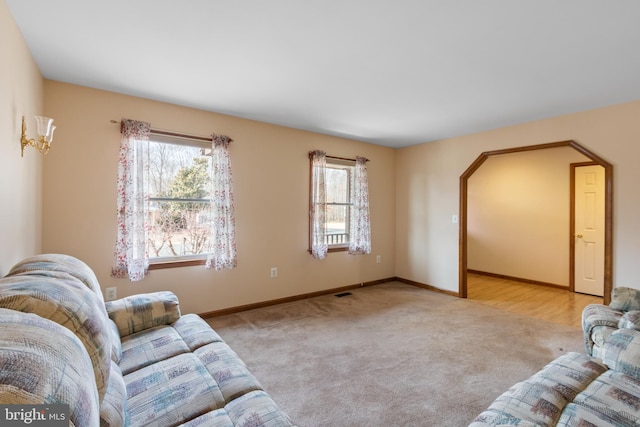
(467, 147, 589, 286)
(5, 0, 640, 312)
(396, 100, 640, 293)
(42, 82, 396, 314)
(0, 1, 44, 275)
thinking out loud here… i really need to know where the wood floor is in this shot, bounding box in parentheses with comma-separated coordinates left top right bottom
(467, 273, 603, 328)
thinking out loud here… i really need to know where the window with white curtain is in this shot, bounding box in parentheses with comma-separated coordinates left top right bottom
(309, 151, 371, 259)
(112, 118, 236, 281)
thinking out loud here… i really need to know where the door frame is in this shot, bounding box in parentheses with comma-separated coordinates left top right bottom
(459, 140, 614, 304)
(570, 162, 605, 294)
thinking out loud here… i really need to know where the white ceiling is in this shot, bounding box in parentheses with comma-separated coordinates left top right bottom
(6, 1, 640, 148)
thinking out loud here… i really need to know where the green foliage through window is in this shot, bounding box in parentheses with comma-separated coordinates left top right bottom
(148, 140, 212, 260)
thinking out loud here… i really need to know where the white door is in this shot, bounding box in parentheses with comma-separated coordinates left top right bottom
(574, 165, 605, 296)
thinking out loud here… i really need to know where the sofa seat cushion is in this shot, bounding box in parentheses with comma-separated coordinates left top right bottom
(120, 310, 295, 426)
(124, 340, 291, 427)
(120, 325, 190, 375)
(469, 352, 608, 426)
(557, 370, 640, 426)
(125, 352, 228, 427)
(119, 314, 233, 375)
(179, 391, 295, 427)
(178, 407, 235, 427)
(193, 342, 263, 403)
(173, 313, 226, 351)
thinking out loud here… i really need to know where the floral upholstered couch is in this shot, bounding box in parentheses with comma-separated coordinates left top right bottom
(0, 254, 295, 427)
(469, 287, 640, 426)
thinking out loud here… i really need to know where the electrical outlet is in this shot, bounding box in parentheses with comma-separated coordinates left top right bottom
(270, 267, 278, 278)
(376, 255, 381, 264)
(105, 287, 117, 301)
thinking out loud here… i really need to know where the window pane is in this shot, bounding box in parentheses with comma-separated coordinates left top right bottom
(326, 204, 349, 245)
(326, 164, 352, 246)
(148, 200, 211, 258)
(326, 167, 348, 203)
(148, 140, 212, 260)
(149, 142, 212, 199)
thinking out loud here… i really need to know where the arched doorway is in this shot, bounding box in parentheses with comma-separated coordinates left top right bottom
(459, 140, 613, 304)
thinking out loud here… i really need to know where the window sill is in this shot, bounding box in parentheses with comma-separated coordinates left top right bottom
(308, 246, 349, 255)
(149, 259, 206, 270)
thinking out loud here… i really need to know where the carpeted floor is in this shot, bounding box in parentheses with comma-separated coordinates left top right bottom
(206, 282, 586, 426)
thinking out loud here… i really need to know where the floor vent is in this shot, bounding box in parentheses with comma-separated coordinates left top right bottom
(334, 292, 352, 298)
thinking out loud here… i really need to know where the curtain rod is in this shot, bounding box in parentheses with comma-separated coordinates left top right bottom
(110, 120, 232, 143)
(308, 152, 369, 162)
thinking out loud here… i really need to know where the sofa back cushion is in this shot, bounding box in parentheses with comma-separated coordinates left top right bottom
(6, 253, 105, 302)
(618, 310, 640, 331)
(610, 287, 640, 312)
(0, 308, 100, 426)
(0, 275, 112, 402)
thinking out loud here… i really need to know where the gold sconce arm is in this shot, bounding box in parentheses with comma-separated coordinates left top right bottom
(21, 115, 55, 157)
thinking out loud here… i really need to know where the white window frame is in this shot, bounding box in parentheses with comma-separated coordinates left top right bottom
(309, 156, 356, 253)
(147, 133, 212, 268)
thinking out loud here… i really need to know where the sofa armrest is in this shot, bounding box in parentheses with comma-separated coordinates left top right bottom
(582, 303, 623, 355)
(618, 310, 640, 330)
(602, 328, 640, 380)
(105, 291, 181, 337)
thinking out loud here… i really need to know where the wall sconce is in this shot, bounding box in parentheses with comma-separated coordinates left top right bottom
(21, 115, 55, 157)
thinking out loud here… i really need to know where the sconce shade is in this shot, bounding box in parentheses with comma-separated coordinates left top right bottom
(48, 126, 56, 143)
(21, 115, 55, 157)
(34, 116, 54, 140)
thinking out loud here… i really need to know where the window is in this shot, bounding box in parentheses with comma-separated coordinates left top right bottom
(147, 136, 213, 264)
(324, 159, 355, 249)
(309, 150, 371, 259)
(112, 118, 236, 281)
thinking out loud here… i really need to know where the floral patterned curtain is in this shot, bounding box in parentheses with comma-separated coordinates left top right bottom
(111, 119, 150, 281)
(310, 150, 328, 259)
(206, 134, 237, 270)
(348, 156, 371, 255)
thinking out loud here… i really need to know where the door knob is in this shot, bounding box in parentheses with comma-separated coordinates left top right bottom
(576, 234, 583, 238)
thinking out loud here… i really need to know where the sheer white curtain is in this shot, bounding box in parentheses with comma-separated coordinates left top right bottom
(111, 118, 150, 281)
(310, 150, 328, 259)
(348, 156, 371, 255)
(206, 134, 238, 270)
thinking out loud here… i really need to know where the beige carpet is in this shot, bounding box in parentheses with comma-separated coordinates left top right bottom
(206, 282, 586, 426)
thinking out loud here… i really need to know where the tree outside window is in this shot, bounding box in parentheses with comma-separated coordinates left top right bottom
(148, 140, 212, 261)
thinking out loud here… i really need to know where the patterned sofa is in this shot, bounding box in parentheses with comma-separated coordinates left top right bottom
(0, 254, 295, 427)
(469, 287, 640, 426)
